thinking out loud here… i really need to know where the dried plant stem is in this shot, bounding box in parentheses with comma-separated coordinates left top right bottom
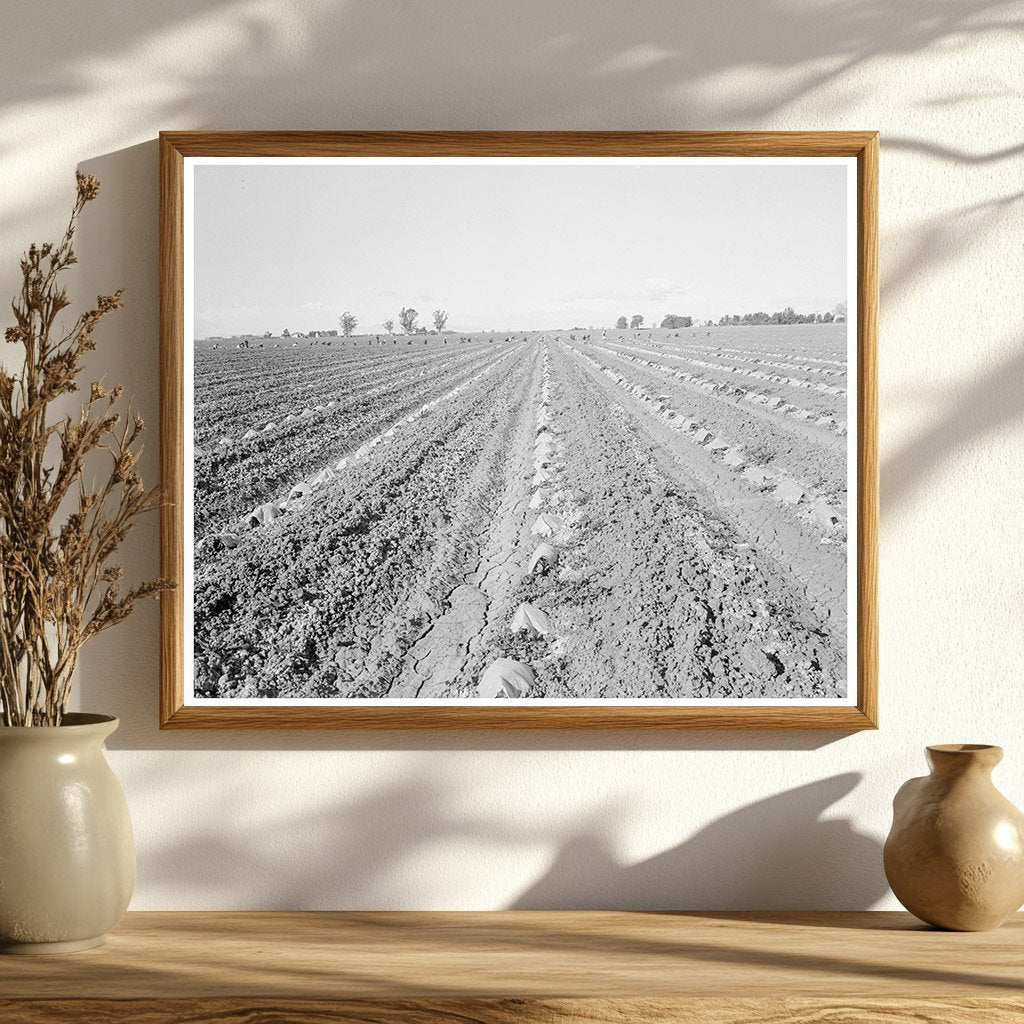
(0, 173, 172, 726)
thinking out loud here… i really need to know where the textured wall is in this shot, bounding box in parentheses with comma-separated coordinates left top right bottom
(1, 0, 1021, 910)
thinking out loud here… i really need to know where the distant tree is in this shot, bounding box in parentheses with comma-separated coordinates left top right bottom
(823, 310, 834, 323)
(629, 314, 644, 329)
(282, 327, 290, 337)
(660, 314, 692, 329)
(399, 307, 419, 334)
(339, 311, 358, 337)
(615, 316, 628, 329)
(383, 318, 395, 333)
(262, 330, 271, 338)
(432, 309, 449, 332)
(832, 301, 847, 322)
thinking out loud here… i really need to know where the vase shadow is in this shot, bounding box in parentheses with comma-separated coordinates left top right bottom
(511, 773, 888, 911)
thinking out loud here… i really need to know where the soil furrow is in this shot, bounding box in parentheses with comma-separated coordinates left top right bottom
(529, 343, 844, 699)
(395, 347, 542, 698)
(562, 341, 847, 643)
(195, 345, 515, 536)
(193, 342, 534, 698)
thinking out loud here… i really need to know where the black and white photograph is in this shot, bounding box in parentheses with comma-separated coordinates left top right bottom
(183, 154, 858, 707)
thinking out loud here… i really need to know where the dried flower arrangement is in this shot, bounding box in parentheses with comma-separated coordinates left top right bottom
(0, 173, 171, 726)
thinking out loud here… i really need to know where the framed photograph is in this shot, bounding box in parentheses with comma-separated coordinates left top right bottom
(160, 131, 877, 729)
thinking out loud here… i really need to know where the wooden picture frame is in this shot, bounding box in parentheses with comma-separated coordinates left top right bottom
(160, 131, 877, 730)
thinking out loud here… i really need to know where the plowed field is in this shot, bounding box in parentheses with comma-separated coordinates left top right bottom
(192, 324, 851, 700)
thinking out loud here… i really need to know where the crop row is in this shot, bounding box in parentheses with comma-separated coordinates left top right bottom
(595, 338, 846, 402)
(589, 342, 843, 438)
(202, 348, 518, 550)
(469, 332, 848, 699)
(625, 333, 848, 371)
(530, 343, 845, 697)
(581, 339, 851, 483)
(193, 344, 537, 699)
(193, 345, 516, 535)
(685, 340, 846, 367)
(584, 341, 847, 449)
(570, 345, 846, 540)
(194, 340, 502, 449)
(476, 347, 566, 699)
(633, 340, 847, 382)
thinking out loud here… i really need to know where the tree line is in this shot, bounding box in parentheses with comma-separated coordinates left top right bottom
(262, 298, 845, 341)
(614, 303, 847, 330)
(716, 302, 846, 326)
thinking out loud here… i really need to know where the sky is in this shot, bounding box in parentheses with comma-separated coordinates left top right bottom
(192, 159, 850, 337)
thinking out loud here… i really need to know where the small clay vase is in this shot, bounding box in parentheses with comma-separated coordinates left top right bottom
(884, 744, 1024, 930)
(0, 714, 135, 953)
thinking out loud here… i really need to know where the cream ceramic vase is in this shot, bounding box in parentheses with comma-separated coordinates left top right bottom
(0, 714, 135, 953)
(884, 744, 1024, 931)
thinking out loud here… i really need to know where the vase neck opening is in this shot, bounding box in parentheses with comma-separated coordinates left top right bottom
(0, 714, 119, 747)
(926, 743, 1002, 776)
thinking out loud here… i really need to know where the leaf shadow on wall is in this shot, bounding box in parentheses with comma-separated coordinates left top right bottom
(877, 170, 1023, 514)
(0, 0, 1018, 247)
(883, 191, 1023, 311)
(882, 335, 1024, 511)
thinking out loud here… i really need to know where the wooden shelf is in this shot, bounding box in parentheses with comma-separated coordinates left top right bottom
(1, 911, 1021, 1021)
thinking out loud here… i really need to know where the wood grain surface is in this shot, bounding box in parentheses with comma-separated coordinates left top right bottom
(159, 133, 185, 732)
(159, 131, 879, 731)
(160, 130, 878, 157)
(4, 997, 1023, 1024)
(1, 911, 1020, 1023)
